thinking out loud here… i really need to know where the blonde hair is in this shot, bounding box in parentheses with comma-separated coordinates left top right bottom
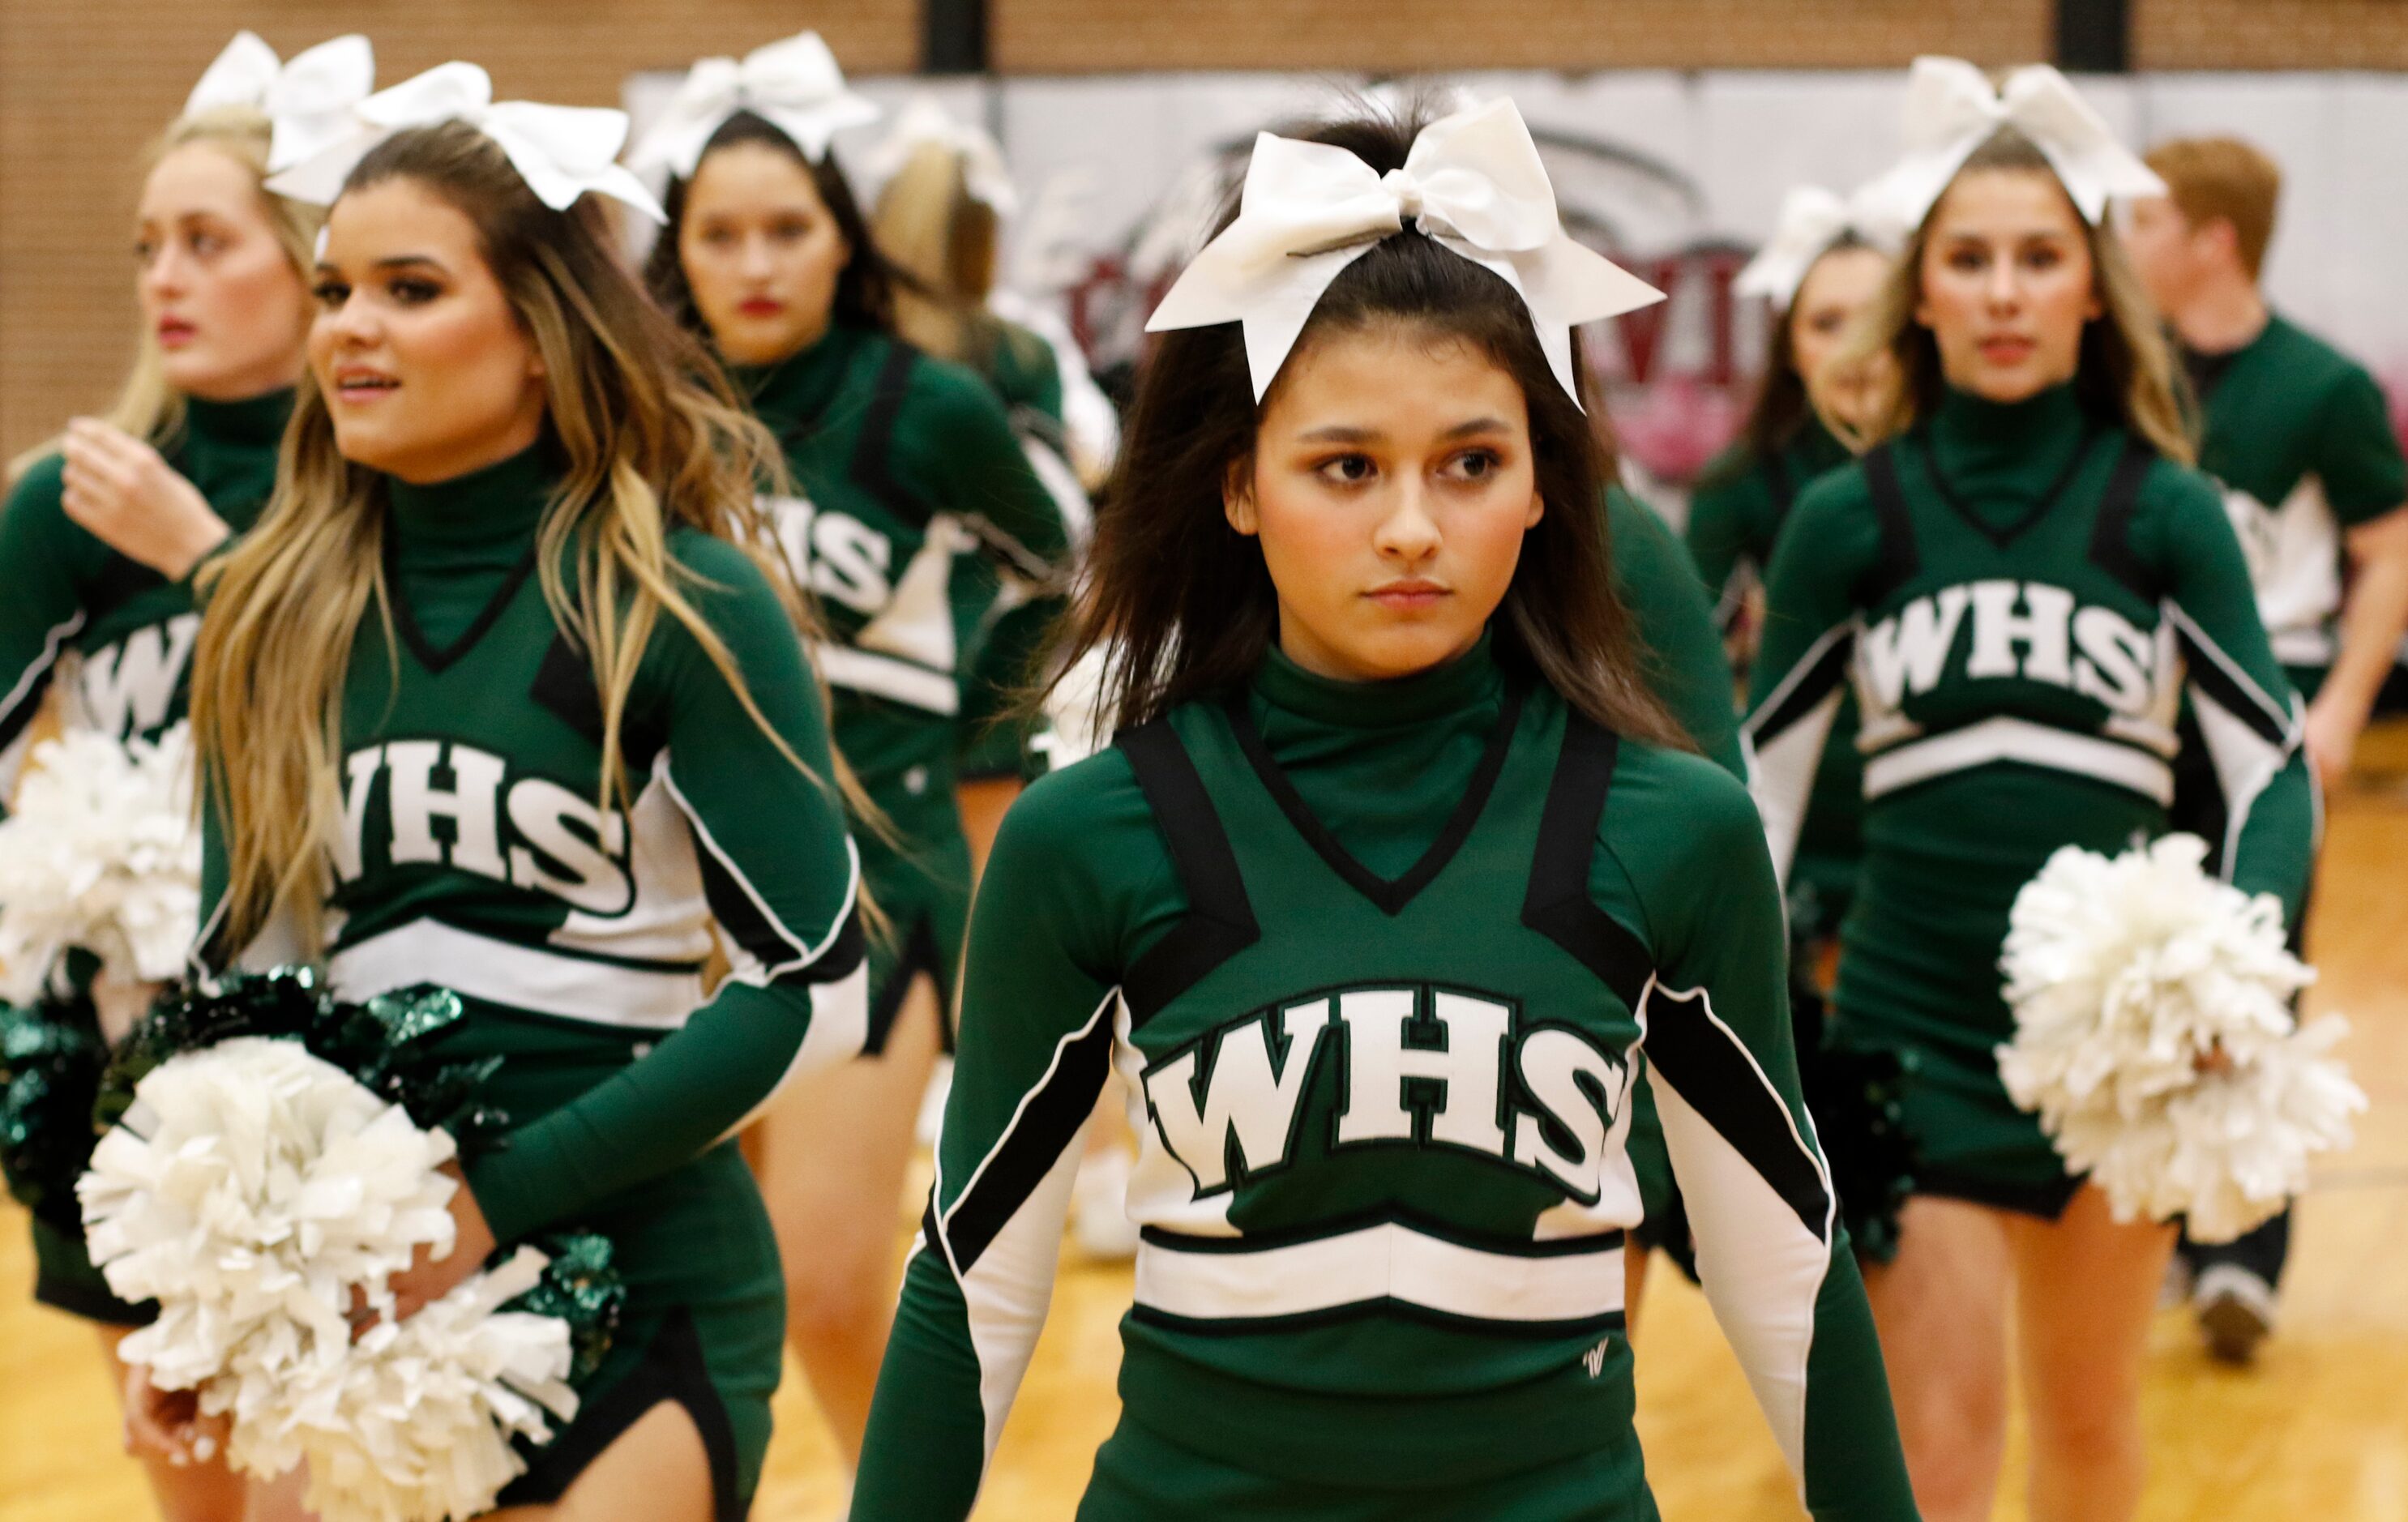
(7, 105, 318, 481)
(2145, 135, 2282, 280)
(873, 140, 1001, 366)
(191, 121, 845, 956)
(1832, 130, 2191, 464)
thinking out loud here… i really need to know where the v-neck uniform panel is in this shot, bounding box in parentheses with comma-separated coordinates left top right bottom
(1234, 635, 1512, 895)
(384, 444, 558, 665)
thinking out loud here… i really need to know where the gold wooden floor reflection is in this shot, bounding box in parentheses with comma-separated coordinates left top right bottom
(7, 740, 2407, 1521)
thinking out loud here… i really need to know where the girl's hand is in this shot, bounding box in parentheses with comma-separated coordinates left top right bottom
(122, 1360, 226, 1468)
(357, 1162, 499, 1335)
(59, 418, 230, 580)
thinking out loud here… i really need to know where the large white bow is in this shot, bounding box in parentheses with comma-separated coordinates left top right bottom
(627, 31, 880, 182)
(1734, 183, 1906, 310)
(861, 96, 1017, 216)
(267, 62, 664, 223)
(1881, 57, 2165, 228)
(182, 31, 375, 174)
(1146, 97, 1662, 408)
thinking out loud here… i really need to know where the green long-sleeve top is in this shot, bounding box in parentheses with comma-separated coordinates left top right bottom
(1609, 485, 1743, 777)
(1687, 421, 1852, 631)
(738, 323, 1072, 833)
(1686, 423, 1863, 913)
(0, 390, 289, 802)
(1743, 383, 2316, 1055)
(855, 635, 1916, 1519)
(194, 444, 868, 1245)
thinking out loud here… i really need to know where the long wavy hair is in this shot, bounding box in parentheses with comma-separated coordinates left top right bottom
(873, 139, 1012, 371)
(8, 105, 317, 481)
(191, 120, 833, 955)
(1050, 105, 1687, 750)
(1833, 129, 2191, 462)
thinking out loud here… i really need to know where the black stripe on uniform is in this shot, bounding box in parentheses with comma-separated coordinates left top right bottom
(942, 1007, 1114, 1271)
(1643, 982, 1832, 1239)
(1744, 625, 1854, 747)
(1854, 444, 1923, 606)
(2173, 612, 2294, 746)
(1115, 718, 1261, 1027)
(2086, 439, 2163, 602)
(1520, 716, 1653, 1011)
(849, 345, 935, 531)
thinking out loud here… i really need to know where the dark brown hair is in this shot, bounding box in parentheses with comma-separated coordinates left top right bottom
(1050, 105, 1687, 749)
(1727, 233, 1878, 468)
(643, 110, 897, 339)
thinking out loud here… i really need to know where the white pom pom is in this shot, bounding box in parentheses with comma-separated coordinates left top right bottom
(1998, 835, 2363, 1241)
(79, 1038, 584, 1520)
(0, 722, 200, 1003)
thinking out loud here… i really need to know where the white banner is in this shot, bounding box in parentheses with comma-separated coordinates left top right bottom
(630, 68, 2408, 496)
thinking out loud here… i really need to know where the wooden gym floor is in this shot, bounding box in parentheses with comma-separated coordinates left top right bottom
(6, 731, 2406, 1521)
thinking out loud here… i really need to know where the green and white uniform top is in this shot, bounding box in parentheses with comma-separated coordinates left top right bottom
(855, 636, 1914, 1518)
(1686, 420, 1852, 635)
(1743, 385, 2315, 1201)
(737, 323, 1073, 832)
(2185, 313, 2407, 673)
(1684, 425, 1863, 923)
(195, 442, 870, 1246)
(0, 390, 291, 796)
(1610, 485, 1742, 777)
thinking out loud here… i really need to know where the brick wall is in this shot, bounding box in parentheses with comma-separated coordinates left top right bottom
(0, 2, 916, 458)
(2134, 0, 2408, 68)
(990, 0, 2049, 73)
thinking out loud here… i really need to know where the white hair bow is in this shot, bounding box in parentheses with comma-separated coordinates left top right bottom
(182, 31, 376, 174)
(1145, 97, 1662, 408)
(627, 31, 880, 182)
(1881, 57, 2165, 228)
(862, 96, 1017, 216)
(267, 62, 665, 223)
(1734, 183, 1905, 310)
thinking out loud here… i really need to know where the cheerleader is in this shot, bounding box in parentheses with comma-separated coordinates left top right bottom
(854, 96, 1914, 1520)
(145, 65, 870, 1521)
(1689, 183, 1897, 938)
(866, 99, 1094, 832)
(627, 31, 1076, 1465)
(0, 32, 358, 1521)
(2123, 135, 2408, 1362)
(1743, 60, 2315, 1521)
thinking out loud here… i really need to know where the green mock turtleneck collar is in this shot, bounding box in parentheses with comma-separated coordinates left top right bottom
(182, 387, 293, 451)
(1252, 631, 1502, 730)
(386, 442, 558, 558)
(1930, 381, 2089, 472)
(732, 323, 872, 434)
(1789, 413, 1852, 477)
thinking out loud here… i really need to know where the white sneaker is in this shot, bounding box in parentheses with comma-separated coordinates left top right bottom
(2193, 1263, 2278, 1365)
(1072, 1145, 1141, 1261)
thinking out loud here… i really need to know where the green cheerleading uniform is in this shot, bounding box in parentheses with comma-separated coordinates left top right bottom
(738, 324, 1071, 1048)
(0, 389, 289, 1325)
(2184, 313, 2408, 689)
(1610, 486, 1743, 778)
(193, 446, 868, 1518)
(1687, 422, 1863, 932)
(855, 635, 1915, 1520)
(1744, 385, 2316, 1217)
(948, 314, 1085, 784)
